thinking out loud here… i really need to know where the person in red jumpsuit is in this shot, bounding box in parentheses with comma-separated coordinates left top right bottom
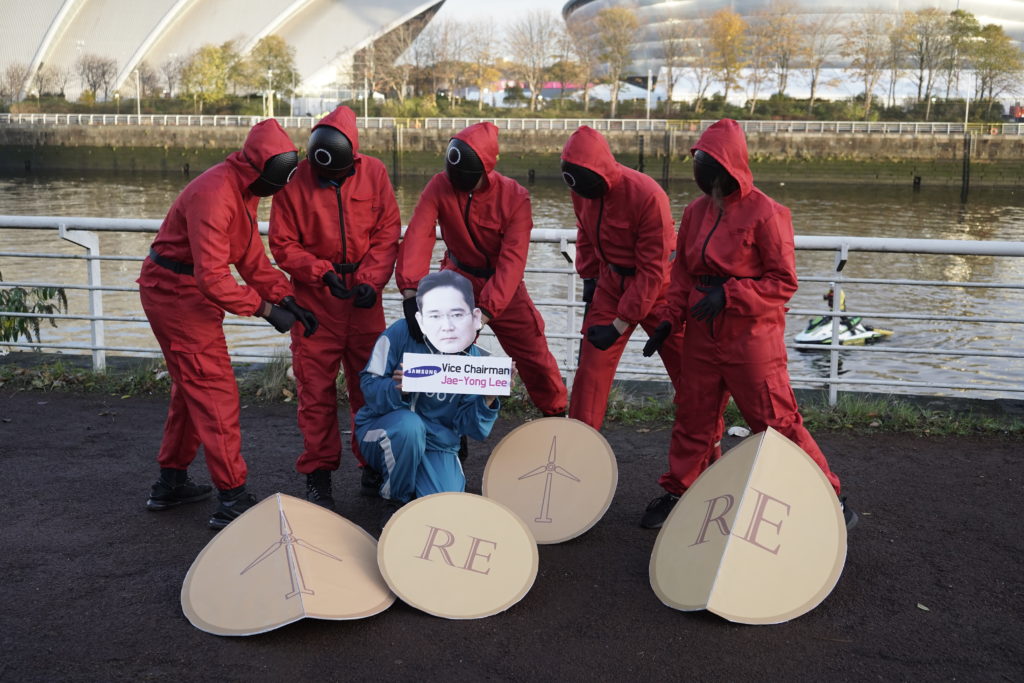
(139, 119, 318, 531)
(560, 125, 686, 429)
(640, 118, 856, 530)
(396, 121, 567, 425)
(269, 105, 401, 510)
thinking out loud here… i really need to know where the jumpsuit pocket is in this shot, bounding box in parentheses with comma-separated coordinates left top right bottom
(169, 339, 220, 381)
(764, 368, 798, 420)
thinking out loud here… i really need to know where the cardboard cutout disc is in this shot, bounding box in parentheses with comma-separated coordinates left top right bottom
(650, 427, 847, 625)
(377, 492, 538, 619)
(182, 493, 395, 636)
(482, 417, 617, 544)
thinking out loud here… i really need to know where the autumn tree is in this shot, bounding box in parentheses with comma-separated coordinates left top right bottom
(970, 23, 1024, 116)
(944, 9, 981, 98)
(507, 10, 561, 112)
(180, 44, 231, 113)
(707, 8, 747, 110)
(465, 20, 500, 110)
(547, 23, 584, 109)
(800, 12, 841, 114)
(841, 12, 890, 118)
(594, 6, 638, 117)
(744, 10, 772, 114)
(884, 13, 910, 109)
(244, 36, 299, 98)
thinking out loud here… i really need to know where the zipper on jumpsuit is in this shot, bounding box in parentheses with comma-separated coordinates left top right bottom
(333, 182, 349, 287)
(700, 207, 725, 339)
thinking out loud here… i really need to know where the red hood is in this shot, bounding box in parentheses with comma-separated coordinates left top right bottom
(312, 105, 360, 155)
(453, 122, 499, 175)
(560, 125, 622, 190)
(691, 118, 753, 197)
(227, 118, 297, 186)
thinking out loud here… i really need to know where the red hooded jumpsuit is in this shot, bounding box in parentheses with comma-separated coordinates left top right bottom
(661, 119, 841, 495)
(269, 107, 401, 472)
(562, 126, 686, 429)
(396, 122, 567, 416)
(138, 119, 297, 491)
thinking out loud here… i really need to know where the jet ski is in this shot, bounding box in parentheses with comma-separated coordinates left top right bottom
(794, 286, 893, 346)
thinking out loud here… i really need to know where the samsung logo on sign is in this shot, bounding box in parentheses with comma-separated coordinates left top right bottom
(405, 365, 441, 377)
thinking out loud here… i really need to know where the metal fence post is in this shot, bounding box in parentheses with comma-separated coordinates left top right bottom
(58, 224, 106, 371)
(827, 243, 850, 406)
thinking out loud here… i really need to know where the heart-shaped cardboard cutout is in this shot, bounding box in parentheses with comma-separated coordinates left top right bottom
(482, 417, 617, 544)
(377, 492, 538, 619)
(182, 493, 394, 635)
(650, 427, 847, 625)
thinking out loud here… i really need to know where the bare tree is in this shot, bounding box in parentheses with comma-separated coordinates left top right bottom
(31, 63, 57, 97)
(136, 61, 160, 99)
(686, 16, 716, 114)
(658, 19, 689, 116)
(707, 8, 747, 109)
(372, 23, 420, 103)
(762, 0, 803, 96)
(506, 10, 560, 112)
(547, 23, 583, 109)
(2, 62, 30, 104)
(566, 15, 601, 112)
(76, 53, 117, 101)
(52, 66, 73, 98)
(885, 13, 910, 109)
(465, 20, 499, 110)
(745, 11, 772, 114)
(800, 12, 841, 114)
(160, 54, 186, 97)
(907, 7, 949, 119)
(595, 6, 639, 118)
(841, 12, 891, 119)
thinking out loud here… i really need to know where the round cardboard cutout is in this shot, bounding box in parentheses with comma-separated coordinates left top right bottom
(482, 417, 617, 544)
(182, 493, 394, 636)
(650, 427, 847, 625)
(377, 492, 538, 619)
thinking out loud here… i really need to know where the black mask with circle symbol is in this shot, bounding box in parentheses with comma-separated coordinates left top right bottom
(561, 160, 607, 199)
(445, 139, 485, 192)
(248, 151, 299, 197)
(308, 127, 354, 181)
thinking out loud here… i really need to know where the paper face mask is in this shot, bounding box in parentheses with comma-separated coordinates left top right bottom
(415, 275, 482, 354)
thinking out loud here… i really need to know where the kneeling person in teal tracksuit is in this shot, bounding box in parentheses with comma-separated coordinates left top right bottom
(356, 270, 503, 512)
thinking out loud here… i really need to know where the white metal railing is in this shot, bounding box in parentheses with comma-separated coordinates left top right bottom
(2, 215, 1023, 404)
(3, 113, 1020, 135)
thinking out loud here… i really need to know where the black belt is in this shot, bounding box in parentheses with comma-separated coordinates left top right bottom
(149, 248, 194, 275)
(608, 263, 637, 276)
(447, 251, 495, 279)
(333, 261, 361, 274)
(699, 275, 731, 286)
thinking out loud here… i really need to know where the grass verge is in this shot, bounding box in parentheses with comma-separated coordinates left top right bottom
(1, 357, 1021, 438)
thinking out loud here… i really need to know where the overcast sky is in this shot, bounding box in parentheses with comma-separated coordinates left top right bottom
(432, 0, 567, 24)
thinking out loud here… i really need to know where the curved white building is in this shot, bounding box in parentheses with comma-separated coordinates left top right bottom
(1, 0, 444, 101)
(563, 0, 1024, 86)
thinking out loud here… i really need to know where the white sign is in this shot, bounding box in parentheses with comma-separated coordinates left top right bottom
(401, 352, 512, 396)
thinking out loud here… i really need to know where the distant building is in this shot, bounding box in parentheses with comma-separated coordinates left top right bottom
(0, 0, 443, 102)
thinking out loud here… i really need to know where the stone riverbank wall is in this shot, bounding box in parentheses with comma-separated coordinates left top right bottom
(3, 123, 1024, 186)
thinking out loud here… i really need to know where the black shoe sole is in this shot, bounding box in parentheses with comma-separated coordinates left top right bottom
(146, 490, 214, 511)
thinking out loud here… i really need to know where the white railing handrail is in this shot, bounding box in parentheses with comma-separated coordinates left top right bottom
(2, 215, 1023, 403)
(2, 113, 1021, 135)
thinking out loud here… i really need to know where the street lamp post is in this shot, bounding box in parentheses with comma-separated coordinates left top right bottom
(646, 68, 652, 120)
(134, 68, 141, 118)
(266, 69, 274, 117)
(114, 91, 120, 115)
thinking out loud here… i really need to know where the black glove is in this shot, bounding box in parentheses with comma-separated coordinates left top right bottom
(281, 296, 318, 337)
(322, 270, 352, 300)
(690, 285, 725, 322)
(642, 321, 672, 357)
(351, 283, 377, 309)
(260, 301, 296, 333)
(402, 295, 424, 343)
(586, 323, 621, 351)
(582, 278, 597, 304)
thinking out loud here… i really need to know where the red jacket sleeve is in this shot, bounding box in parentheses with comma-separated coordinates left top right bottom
(477, 190, 531, 319)
(188, 189, 289, 315)
(395, 175, 442, 291)
(616, 186, 674, 325)
(356, 165, 402, 291)
(268, 183, 334, 287)
(725, 204, 799, 316)
(667, 204, 697, 329)
(572, 199, 600, 280)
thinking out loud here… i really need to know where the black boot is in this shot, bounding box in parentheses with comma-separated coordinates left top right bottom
(360, 466, 382, 498)
(306, 470, 336, 510)
(208, 485, 257, 530)
(458, 435, 469, 463)
(146, 467, 213, 511)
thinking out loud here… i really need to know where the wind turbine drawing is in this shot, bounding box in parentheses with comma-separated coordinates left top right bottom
(240, 505, 344, 599)
(518, 435, 581, 523)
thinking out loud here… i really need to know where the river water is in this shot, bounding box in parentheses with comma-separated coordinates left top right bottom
(1, 170, 1023, 399)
